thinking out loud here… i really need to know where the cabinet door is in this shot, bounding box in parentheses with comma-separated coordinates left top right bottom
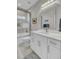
(30, 33, 42, 58)
(34, 34, 48, 59)
(41, 36, 48, 59)
(48, 39, 61, 59)
(48, 46, 61, 59)
(35, 35, 42, 58)
(30, 36, 37, 52)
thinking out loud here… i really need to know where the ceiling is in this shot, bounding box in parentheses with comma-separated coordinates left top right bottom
(17, 0, 39, 10)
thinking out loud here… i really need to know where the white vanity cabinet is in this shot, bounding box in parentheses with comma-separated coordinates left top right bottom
(30, 34, 37, 53)
(30, 30, 61, 59)
(41, 36, 48, 59)
(30, 33, 43, 58)
(48, 38, 61, 59)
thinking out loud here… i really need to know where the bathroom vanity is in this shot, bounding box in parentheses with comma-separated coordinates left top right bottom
(30, 30, 61, 59)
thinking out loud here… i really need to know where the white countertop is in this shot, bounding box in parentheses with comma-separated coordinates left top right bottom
(32, 29, 61, 40)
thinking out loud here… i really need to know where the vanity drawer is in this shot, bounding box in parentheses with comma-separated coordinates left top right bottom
(48, 38, 61, 49)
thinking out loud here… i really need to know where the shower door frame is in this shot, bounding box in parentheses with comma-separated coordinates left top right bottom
(17, 7, 31, 35)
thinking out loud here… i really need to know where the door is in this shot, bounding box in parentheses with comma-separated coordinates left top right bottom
(48, 39, 61, 59)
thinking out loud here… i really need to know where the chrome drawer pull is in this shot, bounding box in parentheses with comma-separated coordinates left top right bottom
(38, 41, 41, 47)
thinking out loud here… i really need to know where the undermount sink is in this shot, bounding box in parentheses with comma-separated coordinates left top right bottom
(37, 29, 61, 37)
(39, 29, 60, 33)
(32, 29, 61, 40)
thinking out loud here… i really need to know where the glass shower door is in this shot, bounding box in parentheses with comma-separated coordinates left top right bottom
(17, 10, 31, 38)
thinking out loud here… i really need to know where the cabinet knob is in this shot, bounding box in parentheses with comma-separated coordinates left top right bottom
(31, 38, 34, 42)
(48, 45, 50, 53)
(38, 41, 41, 47)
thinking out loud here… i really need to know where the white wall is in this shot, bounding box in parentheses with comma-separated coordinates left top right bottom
(41, 6, 61, 31)
(30, 0, 61, 31)
(40, 7, 55, 30)
(55, 6, 61, 31)
(30, 0, 48, 30)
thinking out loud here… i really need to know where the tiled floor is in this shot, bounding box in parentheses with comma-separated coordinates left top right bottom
(17, 36, 40, 59)
(18, 46, 40, 59)
(24, 51, 40, 59)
